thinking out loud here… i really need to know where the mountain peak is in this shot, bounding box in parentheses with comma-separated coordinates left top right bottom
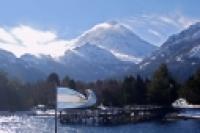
(163, 21, 200, 48)
(189, 21, 200, 29)
(106, 21, 119, 26)
(83, 21, 124, 35)
(0, 49, 16, 60)
(65, 21, 157, 65)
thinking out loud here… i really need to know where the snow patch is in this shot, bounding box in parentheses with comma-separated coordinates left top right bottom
(139, 62, 150, 69)
(110, 50, 142, 64)
(189, 45, 200, 58)
(192, 30, 200, 40)
(176, 56, 183, 62)
(192, 62, 196, 65)
(151, 56, 156, 60)
(160, 54, 165, 57)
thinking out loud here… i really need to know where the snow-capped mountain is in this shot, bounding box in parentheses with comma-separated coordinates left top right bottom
(60, 43, 136, 81)
(20, 54, 66, 77)
(0, 21, 157, 82)
(67, 21, 156, 63)
(1, 21, 200, 82)
(0, 49, 46, 82)
(58, 22, 157, 80)
(64, 43, 121, 64)
(139, 22, 200, 81)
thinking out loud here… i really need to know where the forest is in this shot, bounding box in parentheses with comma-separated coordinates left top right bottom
(0, 64, 200, 110)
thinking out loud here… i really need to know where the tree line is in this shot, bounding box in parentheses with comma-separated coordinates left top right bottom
(0, 64, 200, 110)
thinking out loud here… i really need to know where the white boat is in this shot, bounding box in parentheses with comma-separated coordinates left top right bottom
(172, 98, 200, 108)
(32, 105, 55, 116)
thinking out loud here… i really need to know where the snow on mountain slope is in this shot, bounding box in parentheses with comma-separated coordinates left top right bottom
(0, 49, 17, 63)
(67, 43, 121, 64)
(189, 45, 200, 58)
(66, 21, 157, 63)
(138, 22, 200, 81)
(60, 43, 135, 81)
(162, 22, 200, 49)
(57, 21, 157, 81)
(0, 21, 157, 82)
(0, 49, 46, 82)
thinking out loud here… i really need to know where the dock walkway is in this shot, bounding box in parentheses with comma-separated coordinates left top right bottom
(59, 106, 167, 125)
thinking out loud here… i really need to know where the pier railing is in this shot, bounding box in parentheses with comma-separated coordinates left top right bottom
(59, 105, 171, 125)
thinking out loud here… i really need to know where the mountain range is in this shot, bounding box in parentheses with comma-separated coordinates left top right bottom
(139, 22, 200, 81)
(0, 21, 200, 82)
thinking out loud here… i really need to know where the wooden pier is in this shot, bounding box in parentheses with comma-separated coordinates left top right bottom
(59, 106, 171, 125)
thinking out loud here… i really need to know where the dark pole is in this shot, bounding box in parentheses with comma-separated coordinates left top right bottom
(55, 87, 58, 133)
(47, 73, 60, 133)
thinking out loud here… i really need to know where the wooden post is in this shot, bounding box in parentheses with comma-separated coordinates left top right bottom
(55, 87, 58, 133)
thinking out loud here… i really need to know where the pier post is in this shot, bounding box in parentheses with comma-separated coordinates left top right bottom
(55, 108, 57, 133)
(55, 87, 58, 133)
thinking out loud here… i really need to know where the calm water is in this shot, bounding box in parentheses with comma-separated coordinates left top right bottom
(0, 114, 199, 133)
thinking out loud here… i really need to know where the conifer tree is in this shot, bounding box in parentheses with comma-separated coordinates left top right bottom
(147, 64, 178, 105)
(180, 69, 200, 104)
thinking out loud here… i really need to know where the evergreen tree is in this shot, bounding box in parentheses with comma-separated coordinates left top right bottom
(62, 75, 70, 86)
(0, 71, 22, 110)
(68, 79, 76, 89)
(147, 64, 178, 105)
(135, 75, 147, 104)
(122, 75, 147, 105)
(122, 76, 135, 104)
(101, 80, 122, 106)
(47, 72, 60, 86)
(180, 69, 200, 104)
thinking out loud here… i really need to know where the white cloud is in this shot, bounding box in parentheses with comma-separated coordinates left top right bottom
(119, 12, 199, 46)
(11, 25, 57, 45)
(159, 16, 178, 26)
(158, 13, 196, 29)
(0, 28, 17, 44)
(0, 13, 199, 57)
(176, 15, 195, 28)
(0, 25, 69, 58)
(148, 29, 162, 38)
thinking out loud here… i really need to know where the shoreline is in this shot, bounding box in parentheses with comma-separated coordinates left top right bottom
(58, 106, 200, 125)
(0, 106, 199, 126)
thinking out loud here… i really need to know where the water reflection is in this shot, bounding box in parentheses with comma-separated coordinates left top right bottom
(0, 114, 199, 133)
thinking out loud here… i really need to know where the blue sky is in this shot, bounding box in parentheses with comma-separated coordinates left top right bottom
(0, 0, 199, 57)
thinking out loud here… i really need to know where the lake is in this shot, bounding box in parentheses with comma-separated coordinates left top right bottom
(0, 114, 199, 133)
